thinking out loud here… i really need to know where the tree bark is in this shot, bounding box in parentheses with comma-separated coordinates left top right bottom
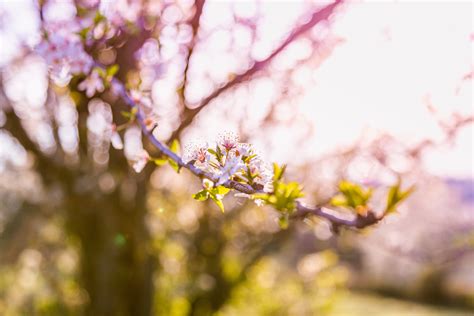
(66, 179, 154, 316)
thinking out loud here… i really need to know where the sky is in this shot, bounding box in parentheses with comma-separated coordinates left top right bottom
(303, 1, 473, 177)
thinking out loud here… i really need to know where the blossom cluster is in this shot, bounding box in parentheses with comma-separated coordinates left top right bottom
(36, 23, 94, 86)
(184, 133, 273, 192)
(34, 2, 133, 89)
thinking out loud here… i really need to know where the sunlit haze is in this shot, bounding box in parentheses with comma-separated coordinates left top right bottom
(1, 1, 472, 178)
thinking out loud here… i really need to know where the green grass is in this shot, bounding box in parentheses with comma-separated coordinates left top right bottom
(330, 292, 473, 316)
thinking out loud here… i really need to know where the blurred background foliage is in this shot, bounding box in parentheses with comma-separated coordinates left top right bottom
(0, 0, 473, 316)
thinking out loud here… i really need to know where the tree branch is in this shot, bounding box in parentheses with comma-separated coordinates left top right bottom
(181, 0, 206, 99)
(169, 0, 343, 141)
(292, 202, 382, 229)
(110, 74, 385, 231)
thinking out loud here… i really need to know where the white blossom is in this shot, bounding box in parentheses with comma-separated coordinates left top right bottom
(35, 25, 93, 85)
(234, 143, 253, 158)
(218, 132, 239, 151)
(183, 142, 210, 166)
(78, 70, 105, 97)
(185, 133, 273, 191)
(124, 126, 148, 172)
(216, 156, 244, 186)
(131, 150, 149, 173)
(110, 125, 124, 150)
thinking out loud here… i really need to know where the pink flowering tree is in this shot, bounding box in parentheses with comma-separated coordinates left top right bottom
(0, 0, 451, 315)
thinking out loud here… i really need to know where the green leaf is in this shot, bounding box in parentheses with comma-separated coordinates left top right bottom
(170, 139, 181, 155)
(263, 180, 304, 213)
(273, 163, 286, 182)
(77, 27, 90, 40)
(168, 158, 181, 173)
(216, 145, 223, 162)
(193, 189, 209, 201)
(335, 180, 372, 209)
(121, 111, 132, 119)
(93, 11, 106, 24)
(122, 108, 138, 121)
(107, 64, 119, 77)
(207, 148, 218, 156)
(95, 67, 107, 78)
(153, 158, 168, 166)
(285, 181, 304, 199)
(278, 214, 289, 229)
(212, 186, 230, 196)
(204, 186, 230, 212)
(268, 195, 278, 205)
(385, 183, 414, 214)
(330, 195, 348, 207)
(209, 193, 225, 212)
(243, 154, 257, 163)
(214, 199, 225, 213)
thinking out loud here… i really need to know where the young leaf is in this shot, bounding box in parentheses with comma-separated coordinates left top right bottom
(107, 64, 119, 77)
(207, 148, 218, 156)
(278, 214, 289, 229)
(334, 180, 372, 210)
(264, 179, 304, 213)
(153, 158, 168, 166)
(78, 27, 91, 40)
(330, 195, 348, 207)
(120, 108, 138, 121)
(209, 193, 225, 212)
(214, 198, 225, 213)
(273, 163, 286, 182)
(170, 139, 181, 155)
(385, 183, 414, 214)
(285, 181, 304, 199)
(95, 67, 107, 79)
(216, 145, 223, 163)
(168, 158, 181, 173)
(121, 111, 132, 119)
(193, 189, 209, 201)
(93, 11, 106, 24)
(212, 186, 230, 196)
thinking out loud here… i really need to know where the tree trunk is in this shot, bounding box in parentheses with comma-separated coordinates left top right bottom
(66, 180, 154, 316)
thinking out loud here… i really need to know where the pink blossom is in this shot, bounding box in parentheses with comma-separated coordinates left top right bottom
(129, 89, 158, 128)
(184, 134, 272, 191)
(216, 156, 244, 186)
(234, 143, 253, 158)
(36, 29, 93, 85)
(130, 89, 153, 109)
(249, 158, 273, 192)
(78, 70, 105, 97)
(110, 125, 124, 150)
(218, 132, 239, 151)
(100, 0, 142, 26)
(131, 150, 150, 173)
(79, 0, 100, 8)
(183, 142, 211, 168)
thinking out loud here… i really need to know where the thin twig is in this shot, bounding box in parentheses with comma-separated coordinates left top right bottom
(169, 0, 344, 141)
(180, 0, 206, 104)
